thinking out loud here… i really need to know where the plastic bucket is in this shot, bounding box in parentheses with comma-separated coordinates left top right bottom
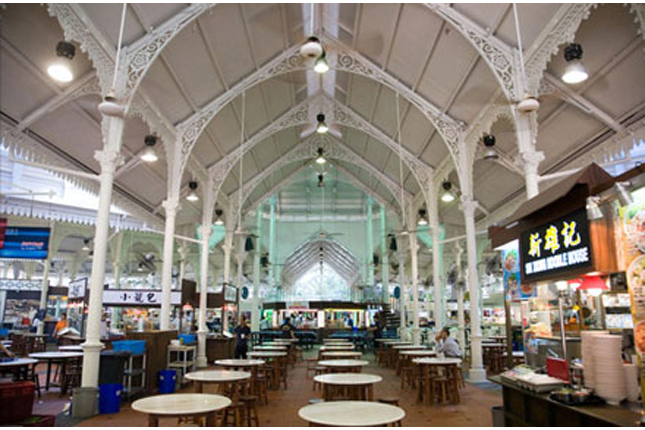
(98, 384, 122, 414)
(158, 369, 177, 394)
(71, 387, 99, 419)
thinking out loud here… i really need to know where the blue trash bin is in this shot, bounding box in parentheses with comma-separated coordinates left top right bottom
(98, 383, 122, 414)
(158, 369, 177, 394)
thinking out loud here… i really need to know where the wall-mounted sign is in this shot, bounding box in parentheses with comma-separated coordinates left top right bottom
(0, 279, 42, 291)
(103, 290, 181, 306)
(0, 226, 51, 259)
(68, 278, 88, 299)
(224, 285, 237, 302)
(520, 208, 592, 282)
(499, 240, 535, 300)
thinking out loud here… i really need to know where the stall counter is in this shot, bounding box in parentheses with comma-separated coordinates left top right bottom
(490, 375, 642, 426)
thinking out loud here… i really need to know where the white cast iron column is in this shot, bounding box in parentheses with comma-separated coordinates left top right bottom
(197, 175, 215, 369)
(515, 111, 543, 200)
(380, 206, 389, 304)
(82, 114, 125, 388)
(251, 209, 262, 332)
(160, 196, 180, 330)
(432, 225, 442, 331)
(37, 223, 54, 335)
(455, 242, 466, 353)
(268, 194, 277, 289)
(462, 197, 485, 382)
(397, 239, 407, 341)
(366, 196, 375, 287)
(409, 231, 420, 345)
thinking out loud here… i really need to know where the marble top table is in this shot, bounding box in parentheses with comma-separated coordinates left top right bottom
(215, 359, 265, 368)
(58, 345, 84, 352)
(185, 370, 250, 395)
(400, 350, 436, 357)
(0, 357, 37, 380)
(299, 401, 405, 427)
(320, 345, 355, 351)
(30, 351, 84, 390)
(320, 351, 362, 359)
(315, 373, 382, 401)
(132, 393, 231, 427)
(254, 345, 287, 350)
(413, 357, 462, 365)
(247, 351, 287, 358)
(0, 358, 37, 368)
(393, 345, 427, 350)
(385, 341, 412, 347)
(317, 359, 369, 373)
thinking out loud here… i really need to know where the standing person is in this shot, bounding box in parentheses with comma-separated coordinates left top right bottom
(234, 316, 251, 359)
(280, 317, 296, 340)
(435, 328, 461, 358)
(52, 313, 68, 339)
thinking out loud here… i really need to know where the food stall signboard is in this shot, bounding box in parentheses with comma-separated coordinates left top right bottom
(68, 278, 87, 299)
(520, 208, 592, 283)
(0, 226, 51, 259)
(103, 290, 181, 306)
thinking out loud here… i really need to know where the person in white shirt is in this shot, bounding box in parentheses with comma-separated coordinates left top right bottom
(435, 328, 461, 358)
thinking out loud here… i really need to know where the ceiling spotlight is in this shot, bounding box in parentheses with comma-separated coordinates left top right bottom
(316, 114, 328, 134)
(316, 147, 326, 164)
(300, 36, 323, 59)
(47, 41, 75, 83)
(186, 181, 199, 202)
(137, 262, 144, 272)
(82, 238, 91, 252)
(586, 196, 603, 220)
(140, 135, 158, 163)
(441, 181, 455, 203)
(314, 51, 329, 74)
(317, 173, 324, 188)
(562, 43, 588, 84)
(483, 134, 498, 161)
(614, 182, 634, 206)
(417, 209, 428, 226)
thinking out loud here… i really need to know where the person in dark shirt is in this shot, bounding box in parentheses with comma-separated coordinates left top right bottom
(234, 316, 251, 358)
(280, 317, 296, 339)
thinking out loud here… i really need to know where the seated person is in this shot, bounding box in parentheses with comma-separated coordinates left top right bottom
(435, 328, 461, 358)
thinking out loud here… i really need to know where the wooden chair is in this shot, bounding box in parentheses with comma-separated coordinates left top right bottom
(239, 395, 260, 426)
(61, 357, 83, 396)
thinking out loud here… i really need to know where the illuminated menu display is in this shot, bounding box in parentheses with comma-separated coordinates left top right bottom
(520, 208, 592, 282)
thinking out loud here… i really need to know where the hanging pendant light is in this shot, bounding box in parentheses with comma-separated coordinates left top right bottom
(577, 275, 609, 297)
(441, 181, 455, 203)
(389, 236, 398, 252)
(316, 114, 328, 134)
(214, 209, 224, 226)
(417, 209, 428, 226)
(300, 36, 323, 59)
(140, 135, 158, 163)
(244, 236, 255, 252)
(482, 134, 499, 160)
(186, 181, 199, 202)
(562, 43, 588, 84)
(316, 147, 326, 164)
(48, 41, 75, 83)
(314, 51, 329, 74)
(82, 238, 91, 252)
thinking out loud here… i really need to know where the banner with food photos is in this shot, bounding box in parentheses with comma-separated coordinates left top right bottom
(618, 189, 645, 401)
(501, 240, 535, 300)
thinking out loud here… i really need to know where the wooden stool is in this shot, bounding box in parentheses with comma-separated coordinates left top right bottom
(255, 375, 269, 405)
(305, 358, 318, 378)
(313, 367, 326, 390)
(295, 347, 304, 363)
(222, 401, 244, 426)
(239, 395, 260, 426)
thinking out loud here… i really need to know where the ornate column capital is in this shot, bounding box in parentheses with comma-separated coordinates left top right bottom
(162, 197, 181, 215)
(459, 196, 477, 217)
(520, 150, 545, 169)
(94, 149, 124, 174)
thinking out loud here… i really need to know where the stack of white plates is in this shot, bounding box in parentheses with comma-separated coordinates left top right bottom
(624, 363, 640, 402)
(593, 334, 626, 405)
(580, 330, 608, 389)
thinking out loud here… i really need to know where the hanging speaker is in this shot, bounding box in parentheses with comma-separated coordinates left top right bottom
(389, 237, 398, 251)
(245, 236, 254, 252)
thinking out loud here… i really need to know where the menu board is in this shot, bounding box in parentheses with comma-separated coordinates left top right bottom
(500, 240, 534, 300)
(68, 278, 88, 299)
(103, 290, 182, 306)
(520, 208, 592, 283)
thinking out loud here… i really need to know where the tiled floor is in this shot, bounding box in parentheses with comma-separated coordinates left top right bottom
(72, 350, 503, 427)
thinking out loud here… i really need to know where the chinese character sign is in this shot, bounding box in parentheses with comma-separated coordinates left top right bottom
(103, 290, 181, 306)
(520, 209, 592, 282)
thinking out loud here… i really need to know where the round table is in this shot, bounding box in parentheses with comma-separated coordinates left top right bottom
(413, 357, 463, 405)
(0, 358, 38, 381)
(320, 345, 355, 351)
(376, 339, 400, 343)
(254, 345, 287, 351)
(318, 359, 369, 373)
(248, 352, 287, 390)
(132, 393, 231, 427)
(29, 352, 83, 391)
(215, 359, 265, 368)
(58, 345, 84, 352)
(315, 373, 382, 401)
(321, 351, 361, 359)
(185, 370, 250, 405)
(397, 349, 436, 376)
(299, 401, 405, 427)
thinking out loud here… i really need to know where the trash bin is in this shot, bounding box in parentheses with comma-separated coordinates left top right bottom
(158, 369, 177, 394)
(71, 387, 99, 419)
(491, 406, 505, 427)
(98, 383, 122, 414)
(99, 350, 131, 385)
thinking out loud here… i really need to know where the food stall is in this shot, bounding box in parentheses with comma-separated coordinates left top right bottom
(204, 284, 238, 361)
(488, 164, 645, 425)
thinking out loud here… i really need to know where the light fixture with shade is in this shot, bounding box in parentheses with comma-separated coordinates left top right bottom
(186, 181, 199, 202)
(317, 173, 324, 188)
(316, 147, 326, 164)
(562, 43, 588, 84)
(214, 209, 224, 226)
(140, 135, 158, 163)
(389, 235, 398, 252)
(316, 114, 328, 134)
(82, 238, 91, 252)
(441, 181, 455, 203)
(483, 134, 498, 160)
(577, 275, 609, 297)
(417, 209, 428, 226)
(314, 51, 329, 74)
(300, 36, 323, 59)
(47, 41, 75, 83)
(244, 236, 255, 252)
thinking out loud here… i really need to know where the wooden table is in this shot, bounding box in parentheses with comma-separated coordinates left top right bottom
(315, 373, 382, 401)
(248, 351, 287, 390)
(397, 349, 436, 376)
(318, 359, 369, 373)
(413, 357, 462, 405)
(132, 393, 231, 427)
(58, 345, 84, 352)
(0, 358, 38, 381)
(299, 401, 405, 427)
(185, 370, 250, 408)
(254, 345, 287, 351)
(320, 351, 361, 360)
(29, 352, 83, 391)
(320, 345, 355, 351)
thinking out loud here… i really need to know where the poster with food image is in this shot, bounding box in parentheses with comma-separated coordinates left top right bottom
(501, 241, 534, 300)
